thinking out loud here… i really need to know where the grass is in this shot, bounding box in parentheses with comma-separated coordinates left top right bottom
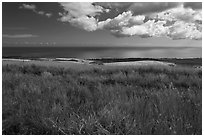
(2, 63, 202, 135)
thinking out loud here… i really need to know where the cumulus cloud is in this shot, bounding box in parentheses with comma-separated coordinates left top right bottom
(58, 2, 202, 40)
(152, 5, 202, 23)
(98, 12, 169, 38)
(98, 11, 148, 37)
(69, 16, 98, 31)
(59, 2, 110, 31)
(167, 21, 202, 40)
(148, 5, 202, 39)
(19, 4, 52, 18)
(3, 34, 38, 38)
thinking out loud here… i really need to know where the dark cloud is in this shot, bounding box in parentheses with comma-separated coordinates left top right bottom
(184, 2, 202, 10)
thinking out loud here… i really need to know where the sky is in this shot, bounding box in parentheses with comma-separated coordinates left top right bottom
(2, 2, 202, 47)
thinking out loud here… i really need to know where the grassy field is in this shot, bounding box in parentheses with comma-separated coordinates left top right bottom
(2, 62, 202, 135)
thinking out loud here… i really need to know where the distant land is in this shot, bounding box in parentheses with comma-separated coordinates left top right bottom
(2, 46, 202, 59)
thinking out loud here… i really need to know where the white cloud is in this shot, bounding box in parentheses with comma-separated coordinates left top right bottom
(115, 25, 149, 37)
(19, 4, 52, 18)
(98, 6, 201, 40)
(128, 15, 146, 26)
(19, 4, 36, 10)
(60, 2, 104, 18)
(98, 11, 145, 30)
(69, 16, 98, 31)
(58, 2, 201, 40)
(145, 20, 169, 37)
(147, 5, 202, 40)
(3, 34, 38, 38)
(97, 11, 168, 38)
(152, 5, 202, 23)
(98, 11, 133, 30)
(96, 2, 180, 15)
(45, 13, 52, 18)
(37, 11, 45, 15)
(59, 2, 109, 31)
(168, 21, 202, 40)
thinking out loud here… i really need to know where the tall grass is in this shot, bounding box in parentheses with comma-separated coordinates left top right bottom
(2, 64, 202, 135)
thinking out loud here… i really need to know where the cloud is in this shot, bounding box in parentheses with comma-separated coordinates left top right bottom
(58, 2, 202, 40)
(45, 13, 52, 18)
(167, 21, 202, 40)
(59, 2, 105, 18)
(19, 4, 36, 10)
(148, 5, 202, 39)
(98, 5, 201, 40)
(3, 34, 38, 38)
(37, 11, 45, 15)
(70, 16, 98, 31)
(96, 2, 180, 15)
(19, 4, 52, 18)
(59, 2, 109, 31)
(98, 11, 147, 35)
(98, 11, 135, 30)
(152, 5, 202, 23)
(94, 2, 132, 14)
(98, 12, 169, 38)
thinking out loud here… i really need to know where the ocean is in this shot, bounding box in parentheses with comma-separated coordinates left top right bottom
(2, 46, 202, 59)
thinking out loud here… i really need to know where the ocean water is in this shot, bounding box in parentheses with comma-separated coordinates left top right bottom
(2, 46, 202, 59)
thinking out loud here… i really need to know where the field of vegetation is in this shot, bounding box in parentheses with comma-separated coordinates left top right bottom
(2, 63, 202, 135)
